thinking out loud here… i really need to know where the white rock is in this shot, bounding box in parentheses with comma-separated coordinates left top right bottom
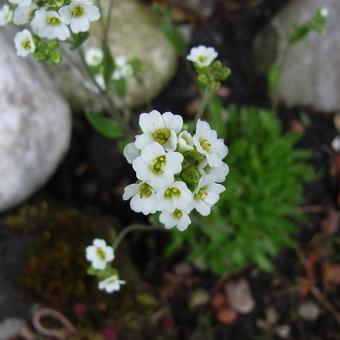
(48, 0, 177, 111)
(254, 0, 340, 113)
(0, 33, 72, 212)
(225, 278, 255, 314)
(298, 301, 320, 321)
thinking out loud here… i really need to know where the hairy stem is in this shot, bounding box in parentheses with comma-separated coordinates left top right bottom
(113, 224, 164, 252)
(193, 86, 215, 128)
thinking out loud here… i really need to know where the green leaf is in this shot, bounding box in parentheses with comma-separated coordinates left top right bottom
(115, 77, 127, 98)
(102, 44, 115, 86)
(162, 11, 188, 56)
(268, 63, 281, 93)
(69, 32, 89, 50)
(85, 112, 123, 138)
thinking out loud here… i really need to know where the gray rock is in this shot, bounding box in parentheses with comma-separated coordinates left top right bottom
(253, 0, 340, 113)
(49, 0, 177, 111)
(0, 33, 72, 212)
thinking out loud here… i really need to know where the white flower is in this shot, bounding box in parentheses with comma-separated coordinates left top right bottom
(13, 3, 36, 25)
(112, 56, 133, 80)
(187, 45, 218, 67)
(8, 0, 32, 8)
(160, 208, 191, 231)
(193, 119, 228, 167)
(156, 181, 192, 212)
(135, 110, 183, 152)
(85, 239, 114, 270)
(320, 7, 329, 17)
(14, 29, 35, 57)
(123, 181, 157, 215)
(0, 4, 13, 26)
(31, 9, 70, 40)
(85, 47, 103, 66)
(59, 0, 100, 34)
(98, 275, 125, 293)
(178, 131, 194, 152)
(133, 142, 183, 188)
(332, 136, 340, 152)
(191, 175, 225, 216)
(123, 142, 140, 164)
(199, 160, 229, 183)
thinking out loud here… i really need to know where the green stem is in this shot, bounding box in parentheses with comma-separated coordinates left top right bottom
(193, 87, 215, 128)
(104, 0, 114, 44)
(113, 224, 164, 252)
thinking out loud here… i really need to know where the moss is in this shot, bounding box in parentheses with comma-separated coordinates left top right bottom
(15, 205, 106, 311)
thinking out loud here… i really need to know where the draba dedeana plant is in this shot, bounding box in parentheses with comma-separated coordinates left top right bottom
(85, 45, 231, 293)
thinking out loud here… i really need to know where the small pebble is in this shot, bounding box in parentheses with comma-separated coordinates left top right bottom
(216, 307, 237, 325)
(210, 292, 226, 310)
(298, 301, 320, 321)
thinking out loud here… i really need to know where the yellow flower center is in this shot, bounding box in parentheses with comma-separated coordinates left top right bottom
(96, 247, 106, 261)
(194, 186, 208, 201)
(47, 15, 61, 26)
(198, 55, 208, 63)
(22, 38, 31, 50)
(172, 209, 183, 219)
(151, 155, 166, 174)
(164, 187, 181, 199)
(71, 6, 84, 17)
(200, 138, 211, 152)
(152, 128, 171, 145)
(139, 183, 153, 198)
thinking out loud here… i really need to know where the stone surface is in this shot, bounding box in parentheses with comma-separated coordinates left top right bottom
(253, 0, 340, 113)
(0, 33, 71, 212)
(225, 279, 255, 314)
(48, 0, 177, 111)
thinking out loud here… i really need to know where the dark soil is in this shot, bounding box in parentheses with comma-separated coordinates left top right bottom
(8, 0, 340, 339)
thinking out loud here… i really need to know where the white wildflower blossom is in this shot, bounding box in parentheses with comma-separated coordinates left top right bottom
(0, 4, 13, 26)
(320, 7, 329, 17)
(135, 110, 183, 152)
(85, 239, 114, 270)
(98, 275, 126, 293)
(199, 160, 229, 183)
(123, 142, 140, 164)
(14, 29, 35, 57)
(159, 208, 192, 231)
(187, 45, 218, 67)
(178, 131, 194, 152)
(123, 110, 229, 231)
(123, 181, 157, 215)
(13, 3, 36, 25)
(133, 142, 183, 188)
(31, 9, 70, 40)
(156, 181, 192, 212)
(59, 0, 100, 34)
(85, 47, 103, 66)
(331, 136, 340, 152)
(191, 175, 225, 216)
(193, 119, 228, 167)
(8, 0, 32, 8)
(112, 56, 133, 80)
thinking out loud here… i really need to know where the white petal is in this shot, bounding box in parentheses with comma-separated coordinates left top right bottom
(85, 4, 100, 21)
(135, 133, 153, 150)
(141, 142, 164, 163)
(123, 183, 139, 200)
(123, 142, 140, 164)
(195, 200, 211, 216)
(139, 110, 164, 133)
(163, 130, 177, 152)
(162, 111, 183, 132)
(71, 16, 90, 33)
(132, 157, 150, 181)
(164, 152, 183, 174)
(177, 214, 191, 231)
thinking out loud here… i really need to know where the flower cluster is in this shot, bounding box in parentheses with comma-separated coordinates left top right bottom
(123, 110, 229, 231)
(187, 45, 231, 90)
(1, 0, 100, 62)
(85, 239, 125, 293)
(85, 47, 133, 92)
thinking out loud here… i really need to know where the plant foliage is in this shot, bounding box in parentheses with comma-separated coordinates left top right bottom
(167, 105, 315, 274)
